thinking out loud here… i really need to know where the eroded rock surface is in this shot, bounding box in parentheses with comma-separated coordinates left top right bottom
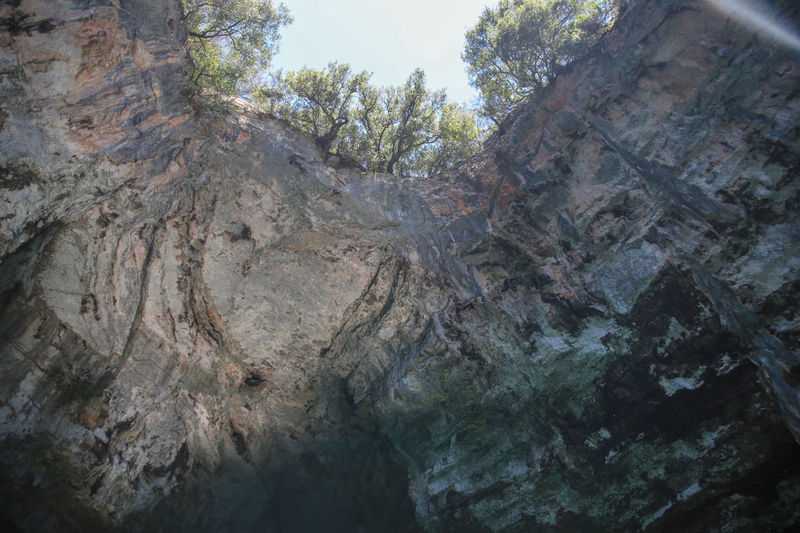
(1, 0, 798, 531)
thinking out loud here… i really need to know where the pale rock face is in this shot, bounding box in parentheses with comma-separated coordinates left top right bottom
(1, 0, 800, 531)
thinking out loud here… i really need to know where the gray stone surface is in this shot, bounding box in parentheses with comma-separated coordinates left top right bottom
(0, 0, 799, 531)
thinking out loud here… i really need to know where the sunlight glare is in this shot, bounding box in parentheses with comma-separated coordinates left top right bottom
(707, 0, 800, 52)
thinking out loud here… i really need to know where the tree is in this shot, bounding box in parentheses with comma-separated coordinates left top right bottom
(352, 69, 446, 175)
(415, 102, 484, 177)
(344, 69, 484, 177)
(183, 0, 292, 95)
(463, 0, 617, 125)
(259, 66, 484, 178)
(262, 63, 371, 153)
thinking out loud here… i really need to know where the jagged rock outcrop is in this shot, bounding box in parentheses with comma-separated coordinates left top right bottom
(1, 0, 799, 531)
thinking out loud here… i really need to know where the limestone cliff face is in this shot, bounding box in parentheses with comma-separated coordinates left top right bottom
(1, 0, 799, 531)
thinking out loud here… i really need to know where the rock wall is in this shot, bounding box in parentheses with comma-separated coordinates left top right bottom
(0, 0, 798, 531)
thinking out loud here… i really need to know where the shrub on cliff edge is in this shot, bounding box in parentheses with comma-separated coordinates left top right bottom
(463, 0, 618, 125)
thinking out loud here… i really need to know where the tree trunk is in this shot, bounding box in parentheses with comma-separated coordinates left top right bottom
(316, 117, 348, 154)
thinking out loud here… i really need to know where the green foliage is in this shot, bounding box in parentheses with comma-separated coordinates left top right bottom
(419, 102, 485, 177)
(463, 0, 617, 124)
(180, 0, 616, 171)
(353, 68, 446, 175)
(261, 62, 371, 152)
(182, 2, 485, 176)
(183, 0, 292, 95)
(258, 66, 485, 177)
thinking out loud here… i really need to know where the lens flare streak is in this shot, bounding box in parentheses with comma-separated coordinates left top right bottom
(707, 0, 800, 52)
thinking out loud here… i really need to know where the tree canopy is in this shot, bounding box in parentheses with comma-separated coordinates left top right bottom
(269, 63, 370, 153)
(463, 0, 617, 125)
(179, 0, 619, 176)
(180, 0, 619, 175)
(258, 65, 484, 178)
(182, 0, 292, 95)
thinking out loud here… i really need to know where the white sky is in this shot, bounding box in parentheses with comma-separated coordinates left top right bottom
(271, 0, 494, 105)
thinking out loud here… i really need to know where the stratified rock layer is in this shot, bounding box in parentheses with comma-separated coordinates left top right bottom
(1, 0, 798, 531)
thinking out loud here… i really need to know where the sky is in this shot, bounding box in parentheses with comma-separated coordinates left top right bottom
(270, 0, 494, 106)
